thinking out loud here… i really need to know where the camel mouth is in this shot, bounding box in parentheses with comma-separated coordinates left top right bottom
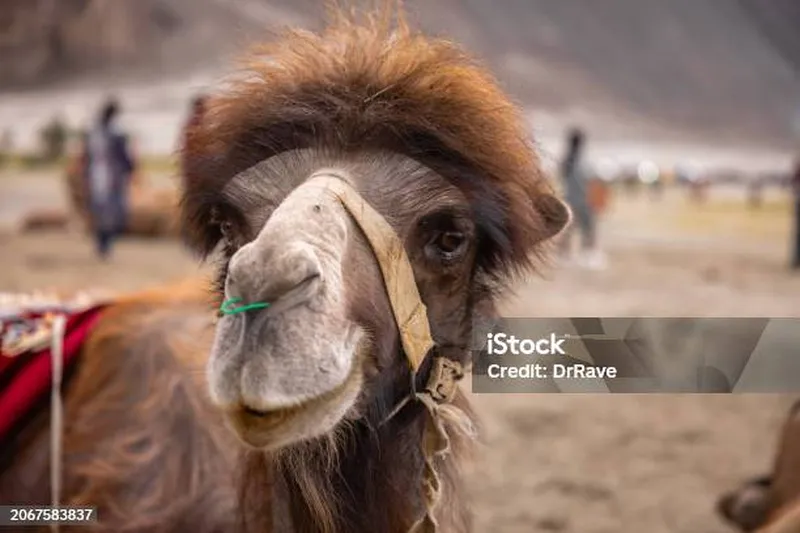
(226, 358, 363, 450)
(234, 404, 304, 434)
(242, 405, 269, 417)
(207, 304, 367, 450)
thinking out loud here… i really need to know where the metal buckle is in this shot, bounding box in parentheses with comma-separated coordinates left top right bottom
(424, 357, 464, 404)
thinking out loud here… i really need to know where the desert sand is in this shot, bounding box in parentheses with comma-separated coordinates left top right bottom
(1, 169, 798, 532)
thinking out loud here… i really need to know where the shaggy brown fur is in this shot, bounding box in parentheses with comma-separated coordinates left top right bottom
(182, 3, 566, 289)
(2, 4, 564, 532)
(200, 142, 487, 533)
(178, 5, 566, 531)
(0, 280, 238, 532)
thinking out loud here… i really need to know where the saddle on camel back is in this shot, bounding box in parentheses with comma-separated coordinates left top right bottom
(0, 290, 112, 445)
(0, 279, 211, 444)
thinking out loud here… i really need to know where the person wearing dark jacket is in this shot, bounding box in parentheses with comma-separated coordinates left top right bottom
(558, 127, 607, 269)
(83, 98, 135, 259)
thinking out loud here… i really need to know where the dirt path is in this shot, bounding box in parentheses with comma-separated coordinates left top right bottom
(1, 174, 798, 532)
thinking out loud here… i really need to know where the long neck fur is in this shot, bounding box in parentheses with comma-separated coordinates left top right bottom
(236, 377, 474, 533)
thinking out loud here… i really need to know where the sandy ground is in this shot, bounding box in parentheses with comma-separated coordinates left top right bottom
(1, 170, 799, 532)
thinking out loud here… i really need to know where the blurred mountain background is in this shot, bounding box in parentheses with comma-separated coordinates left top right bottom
(1, 0, 799, 161)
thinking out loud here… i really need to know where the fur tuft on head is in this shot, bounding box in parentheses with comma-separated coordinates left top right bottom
(181, 1, 568, 286)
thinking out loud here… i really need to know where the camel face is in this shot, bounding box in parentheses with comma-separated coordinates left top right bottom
(206, 151, 480, 450)
(180, 9, 572, 457)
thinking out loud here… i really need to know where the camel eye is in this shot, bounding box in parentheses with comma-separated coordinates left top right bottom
(438, 231, 465, 253)
(427, 230, 468, 262)
(219, 220, 233, 239)
(210, 207, 235, 242)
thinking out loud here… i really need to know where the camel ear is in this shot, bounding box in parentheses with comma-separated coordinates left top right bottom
(534, 193, 571, 242)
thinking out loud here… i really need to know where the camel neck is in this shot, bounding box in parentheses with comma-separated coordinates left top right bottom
(237, 413, 431, 533)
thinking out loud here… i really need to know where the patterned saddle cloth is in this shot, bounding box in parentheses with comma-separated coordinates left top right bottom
(0, 291, 110, 441)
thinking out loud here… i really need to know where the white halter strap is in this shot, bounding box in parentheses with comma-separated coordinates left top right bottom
(50, 314, 67, 533)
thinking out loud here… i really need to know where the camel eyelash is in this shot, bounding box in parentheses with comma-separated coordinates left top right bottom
(213, 254, 232, 296)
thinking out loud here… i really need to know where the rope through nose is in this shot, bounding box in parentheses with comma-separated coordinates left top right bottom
(219, 297, 270, 315)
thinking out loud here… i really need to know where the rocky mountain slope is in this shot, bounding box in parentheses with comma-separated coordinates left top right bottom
(1, 0, 799, 150)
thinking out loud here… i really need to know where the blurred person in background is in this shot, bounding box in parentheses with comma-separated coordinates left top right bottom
(748, 176, 765, 209)
(558, 127, 607, 269)
(588, 173, 611, 252)
(0, 129, 11, 166)
(792, 157, 800, 269)
(179, 94, 207, 190)
(83, 98, 136, 260)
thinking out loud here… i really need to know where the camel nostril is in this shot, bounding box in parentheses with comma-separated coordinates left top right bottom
(296, 273, 321, 289)
(226, 241, 323, 312)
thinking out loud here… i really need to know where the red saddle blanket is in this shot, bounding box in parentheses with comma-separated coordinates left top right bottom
(0, 305, 106, 441)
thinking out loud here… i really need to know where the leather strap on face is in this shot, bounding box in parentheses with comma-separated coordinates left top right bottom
(298, 172, 473, 532)
(306, 173, 435, 373)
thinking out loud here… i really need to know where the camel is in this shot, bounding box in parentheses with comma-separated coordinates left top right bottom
(0, 5, 569, 532)
(718, 400, 800, 533)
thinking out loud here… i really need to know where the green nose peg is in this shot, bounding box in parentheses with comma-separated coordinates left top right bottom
(219, 297, 271, 315)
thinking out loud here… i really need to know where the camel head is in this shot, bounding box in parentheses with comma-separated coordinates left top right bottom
(180, 8, 570, 451)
